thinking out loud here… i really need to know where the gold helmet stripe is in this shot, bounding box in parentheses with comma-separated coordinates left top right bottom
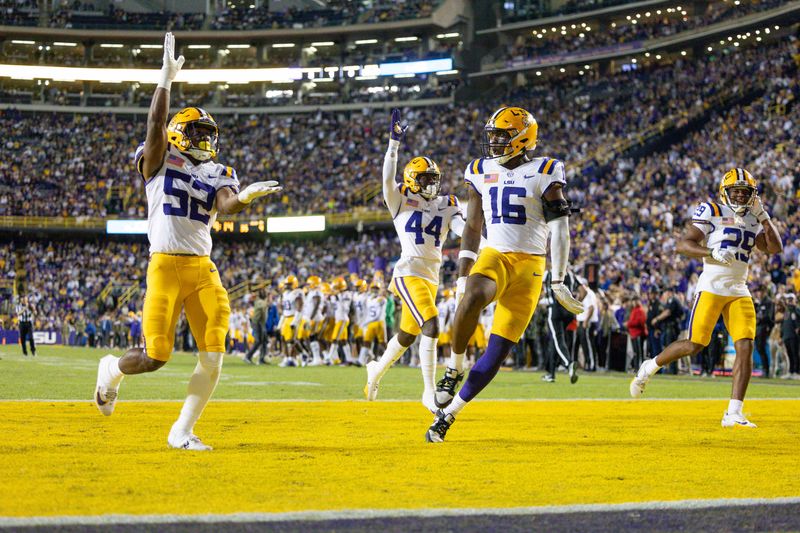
(737, 168, 744, 181)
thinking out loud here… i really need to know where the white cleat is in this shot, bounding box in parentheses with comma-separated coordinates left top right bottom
(168, 431, 213, 451)
(364, 361, 380, 401)
(422, 391, 437, 414)
(94, 354, 121, 416)
(629, 374, 649, 399)
(721, 411, 757, 428)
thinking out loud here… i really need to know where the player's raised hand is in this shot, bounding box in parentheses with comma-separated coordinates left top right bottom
(158, 32, 185, 90)
(237, 181, 282, 204)
(749, 195, 771, 223)
(552, 282, 584, 315)
(389, 108, 408, 142)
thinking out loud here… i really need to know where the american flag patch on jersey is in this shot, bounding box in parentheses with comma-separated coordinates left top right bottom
(484, 174, 498, 183)
(722, 217, 734, 224)
(406, 198, 418, 207)
(167, 154, 184, 168)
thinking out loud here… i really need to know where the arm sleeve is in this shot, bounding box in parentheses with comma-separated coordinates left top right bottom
(547, 215, 570, 282)
(383, 139, 403, 216)
(691, 203, 714, 236)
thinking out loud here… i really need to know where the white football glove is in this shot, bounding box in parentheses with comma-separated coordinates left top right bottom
(552, 282, 584, 315)
(749, 195, 770, 223)
(158, 32, 185, 90)
(455, 276, 467, 307)
(237, 181, 282, 204)
(710, 248, 736, 265)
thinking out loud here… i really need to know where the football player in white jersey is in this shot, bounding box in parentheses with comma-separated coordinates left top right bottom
(364, 109, 466, 412)
(93, 33, 281, 450)
(279, 275, 303, 367)
(352, 279, 371, 364)
(328, 277, 355, 365)
(298, 275, 324, 366)
(426, 106, 583, 442)
(362, 280, 388, 361)
(631, 168, 782, 427)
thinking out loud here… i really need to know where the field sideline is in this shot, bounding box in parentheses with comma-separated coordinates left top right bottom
(1, 346, 799, 526)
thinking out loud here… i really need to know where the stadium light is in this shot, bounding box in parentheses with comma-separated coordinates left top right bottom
(355, 75, 378, 80)
(227, 44, 251, 49)
(272, 43, 296, 48)
(435, 69, 458, 76)
(267, 215, 325, 233)
(99, 44, 124, 48)
(10, 40, 35, 45)
(354, 39, 378, 45)
(311, 41, 335, 46)
(187, 45, 211, 49)
(53, 42, 77, 47)
(394, 37, 419, 42)
(140, 44, 163, 49)
(435, 32, 459, 38)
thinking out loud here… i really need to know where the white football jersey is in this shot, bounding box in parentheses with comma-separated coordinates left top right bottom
(302, 289, 322, 320)
(437, 299, 449, 331)
(282, 289, 303, 317)
(334, 291, 353, 322)
(135, 143, 240, 256)
(353, 292, 369, 327)
(389, 191, 464, 283)
(464, 156, 565, 255)
(692, 201, 762, 297)
(365, 294, 387, 323)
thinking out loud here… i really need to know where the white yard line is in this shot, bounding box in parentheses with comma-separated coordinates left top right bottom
(1, 497, 799, 526)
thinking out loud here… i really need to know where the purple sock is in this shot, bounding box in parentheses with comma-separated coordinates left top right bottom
(458, 334, 516, 402)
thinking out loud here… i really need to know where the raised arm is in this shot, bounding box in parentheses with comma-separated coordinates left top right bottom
(751, 196, 783, 255)
(141, 32, 184, 180)
(383, 108, 407, 216)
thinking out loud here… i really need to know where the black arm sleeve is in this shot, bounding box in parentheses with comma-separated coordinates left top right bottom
(542, 198, 572, 222)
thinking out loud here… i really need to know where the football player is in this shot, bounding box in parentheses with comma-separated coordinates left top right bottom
(93, 33, 281, 450)
(362, 280, 388, 362)
(279, 275, 303, 367)
(298, 275, 324, 366)
(630, 168, 782, 427)
(364, 109, 466, 412)
(436, 289, 453, 364)
(328, 277, 355, 365)
(352, 279, 370, 364)
(426, 106, 583, 442)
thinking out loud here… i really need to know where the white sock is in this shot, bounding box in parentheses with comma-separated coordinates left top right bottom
(641, 358, 661, 377)
(728, 399, 743, 415)
(110, 357, 125, 387)
(444, 393, 467, 417)
(172, 351, 223, 437)
(327, 344, 337, 361)
(448, 350, 466, 374)
(419, 335, 438, 396)
(310, 341, 321, 360)
(375, 335, 408, 379)
(342, 344, 353, 363)
(359, 347, 370, 365)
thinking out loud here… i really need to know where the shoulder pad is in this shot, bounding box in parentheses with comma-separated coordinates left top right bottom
(466, 158, 485, 175)
(536, 158, 561, 175)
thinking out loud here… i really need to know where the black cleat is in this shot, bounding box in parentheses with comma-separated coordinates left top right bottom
(434, 367, 464, 408)
(425, 409, 455, 443)
(568, 361, 579, 384)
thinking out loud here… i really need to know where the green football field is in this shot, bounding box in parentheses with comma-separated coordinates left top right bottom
(1, 344, 799, 401)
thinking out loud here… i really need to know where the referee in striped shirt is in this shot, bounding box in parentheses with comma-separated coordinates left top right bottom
(16, 297, 36, 357)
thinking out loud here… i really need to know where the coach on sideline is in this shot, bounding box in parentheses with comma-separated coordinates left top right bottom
(16, 296, 36, 357)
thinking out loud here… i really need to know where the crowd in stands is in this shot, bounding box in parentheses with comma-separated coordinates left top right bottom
(48, 1, 205, 30)
(0, 0, 37, 25)
(210, 0, 438, 30)
(502, 0, 638, 23)
(503, 0, 791, 65)
(1, 37, 794, 220)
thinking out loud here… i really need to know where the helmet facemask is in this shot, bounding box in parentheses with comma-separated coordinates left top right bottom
(481, 128, 514, 160)
(416, 171, 441, 200)
(183, 121, 219, 161)
(722, 185, 755, 215)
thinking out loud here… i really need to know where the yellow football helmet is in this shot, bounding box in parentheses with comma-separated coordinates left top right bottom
(306, 275, 321, 289)
(277, 280, 286, 290)
(332, 277, 347, 293)
(354, 279, 368, 293)
(369, 279, 383, 291)
(482, 106, 538, 163)
(284, 275, 299, 290)
(719, 168, 757, 215)
(167, 107, 219, 161)
(320, 282, 333, 296)
(403, 156, 441, 200)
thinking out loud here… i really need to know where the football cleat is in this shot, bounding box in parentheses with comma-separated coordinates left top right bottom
(541, 374, 555, 383)
(94, 354, 121, 416)
(721, 412, 757, 428)
(434, 367, 464, 408)
(425, 409, 455, 443)
(364, 361, 380, 401)
(167, 432, 213, 451)
(568, 361, 579, 384)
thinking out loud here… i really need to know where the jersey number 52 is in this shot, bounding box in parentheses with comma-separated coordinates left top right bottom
(162, 168, 216, 224)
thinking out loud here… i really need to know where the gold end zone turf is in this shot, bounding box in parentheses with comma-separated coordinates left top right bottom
(0, 400, 798, 517)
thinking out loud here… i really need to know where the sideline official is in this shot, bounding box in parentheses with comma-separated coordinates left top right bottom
(16, 297, 36, 357)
